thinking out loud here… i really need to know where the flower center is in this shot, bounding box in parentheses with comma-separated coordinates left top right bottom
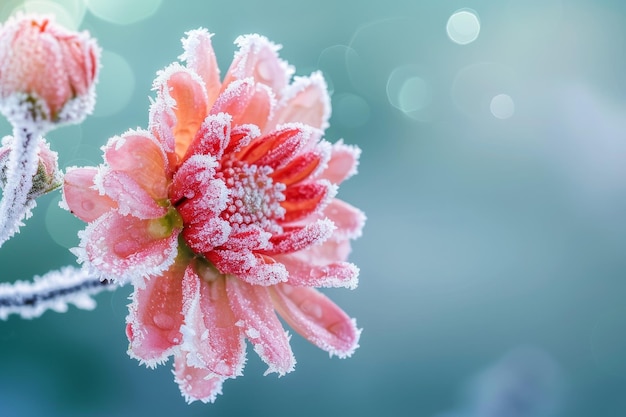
(217, 159, 285, 234)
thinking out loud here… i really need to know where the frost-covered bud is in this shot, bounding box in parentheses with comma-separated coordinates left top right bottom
(0, 14, 100, 128)
(0, 135, 61, 198)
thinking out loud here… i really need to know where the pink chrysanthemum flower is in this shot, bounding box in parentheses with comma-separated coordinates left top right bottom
(62, 29, 365, 403)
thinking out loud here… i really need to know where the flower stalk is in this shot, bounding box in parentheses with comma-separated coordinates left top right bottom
(0, 124, 42, 247)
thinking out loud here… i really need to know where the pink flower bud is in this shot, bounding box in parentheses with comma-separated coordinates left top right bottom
(0, 135, 61, 198)
(0, 14, 100, 127)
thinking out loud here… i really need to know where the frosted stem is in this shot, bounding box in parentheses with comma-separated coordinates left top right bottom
(0, 266, 118, 320)
(0, 124, 42, 247)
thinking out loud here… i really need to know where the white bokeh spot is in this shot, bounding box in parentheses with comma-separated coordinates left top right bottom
(447, 9, 481, 45)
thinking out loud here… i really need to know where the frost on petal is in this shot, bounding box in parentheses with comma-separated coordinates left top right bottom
(270, 140, 330, 187)
(174, 355, 225, 404)
(102, 131, 169, 200)
(281, 180, 337, 223)
(222, 34, 294, 99)
(77, 211, 180, 282)
(238, 124, 316, 170)
(299, 199, 366, 241)
(126, 254, 187, 367)
(211, 78, 274, 131)
(180, 28, 221, 105)
(208, 250, 287, 286)
(319, 140, 361, 185)
(153, 64, 209, 161)
(268, 72, 331, 131)
(225, 276, 295, 375)
(278, 254, 359, 289)
(270, 284, 360, 358)
(100, 170, 166, 219)
(183, 113, 232, 163)
(62, 167, 116, 222)
(180, 266, 246, 378)
(268, 218, 335, 255)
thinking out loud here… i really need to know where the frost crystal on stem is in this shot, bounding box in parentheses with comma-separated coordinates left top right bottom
(0, 266, 116, 320)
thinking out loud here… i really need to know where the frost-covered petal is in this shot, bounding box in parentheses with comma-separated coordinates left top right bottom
(208, 250, 288, 286)
(100, 170, 166, 219)
(278, 254, 359, 289)
(62, 167, 116, 222)
(222, 34, 294, 99)
(270, 141, 330, 186)
(319, 140, 361, 185)
(270, 284, 360, 358)
(239, 124, 315, 170)
(152, 64, 209, 161)
(180, 28, 221, 105)
(102, 131, 168, 200)
(126, 254, 187, 366)
(281, 180, 336, 223)
(180, 266, 246, 377)
(300, 198, 366, 241)
(211, 78, 274, 130)
(76, 211, 180, 282)
(268, 218, 335, 255)
(225, 276, 295, 375)
(174, 355, 225, 404)
(269, 72, 331, 131)
(183, 113, 232, 163)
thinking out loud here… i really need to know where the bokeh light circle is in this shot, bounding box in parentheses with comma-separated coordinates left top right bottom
(387, 65, 433, 120)
(447, 9, 481, 45)
(85, 0, 162, 25)
(92, 50, 135, 118)
(451, 62, 518, 120)
(490, 94, 515, 119)
(45, 195, 83, 249)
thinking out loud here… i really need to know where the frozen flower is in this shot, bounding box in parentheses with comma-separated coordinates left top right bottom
(63, 29, 365, 403)
(0, 135, 62, 199)
(0, 14, 99, 128)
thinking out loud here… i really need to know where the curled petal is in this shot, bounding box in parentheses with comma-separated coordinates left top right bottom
(225, 276, 295, 375)
(183, 113, 232, 163)
(100, 170, 166, 219)
(75, 211, 180, 283)
(208, 250, 287, 286)
(174, 355, 225, 404)
(153, 64, 209, 161)
(270, 284, 360, 358)
(269, 72, 331, 131)
(278, 254, 359, 289)
(271, 140, 330, 186)
(319, 140, 361, 185)
(102, 131, 168, 200)
(222, 34, 294, 98)
(239, 124, 316, 169)
(268, 218, 335, 255)
(62, 167, 116, 222)
(281, 180, 336, 223)
(126, 254, 187, 367)
(180, 29, 222, 105)
(299, 199, 366, 241)
(180, 267, 246, 378)
(211, 78, 274, 130)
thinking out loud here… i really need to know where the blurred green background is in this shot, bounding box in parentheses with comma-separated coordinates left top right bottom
(2, 0, 626, 415)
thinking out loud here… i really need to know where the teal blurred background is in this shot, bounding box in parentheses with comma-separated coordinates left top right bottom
(2, 0, 626, 415)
